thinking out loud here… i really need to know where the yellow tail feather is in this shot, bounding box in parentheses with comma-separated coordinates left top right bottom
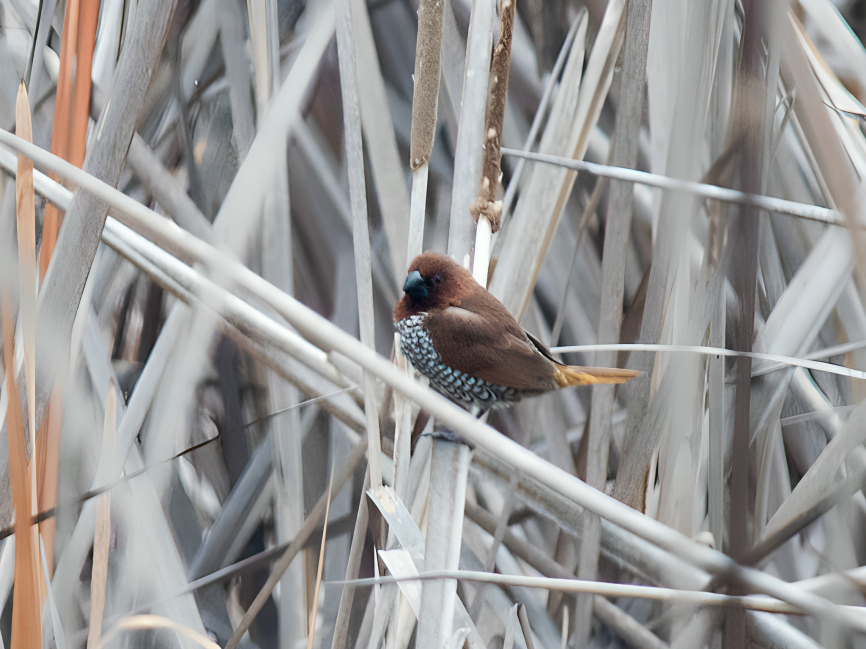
(554, 365, 639, 387)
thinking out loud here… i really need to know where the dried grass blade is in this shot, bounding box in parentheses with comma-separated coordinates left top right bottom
(14, 85, 41, 600)
(416, 440, 471, 649)
(335, 0, 383, 489)
(306, 463, 335, 649)
(68, 0, 100, 167)
(2, 287, 41, 649)
(497, 148, 846, 225)
(87, 381, 116, 648)
(338, 570, 862, 616)
(224, 440, 368, 649)
(573, 2, 650, 641)
(503, 604, 518, 649)
(498, 11, 585, 227)
(781, 13, 866, 304)
(448, 0, 495, 261)
(329, 470, 370, 649)
(15, 81, 36, 461)
(51, 0, 79, 165)
(40, 0, 98, 283)
(247, 0, 271, 121)
(489, 0, 625, 318)
(39, 535, 67, 649)
(465, 500, 673, 648)
(353, 0, 410, 278)
(517, 604, 537, 649)
(26, 0, 59, 106)
(561, 607, 568, 649)
(744, 400, 866, 564)
(36, 388, 62, 577)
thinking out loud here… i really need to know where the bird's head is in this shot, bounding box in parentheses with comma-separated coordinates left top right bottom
(394, 251, 477, 320)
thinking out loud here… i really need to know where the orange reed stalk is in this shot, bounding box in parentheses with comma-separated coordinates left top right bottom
(37, 0, 101, 577)
(3, 288, 42, 649)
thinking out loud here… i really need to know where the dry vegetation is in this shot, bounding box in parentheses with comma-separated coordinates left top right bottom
(1, 0, 866, 647)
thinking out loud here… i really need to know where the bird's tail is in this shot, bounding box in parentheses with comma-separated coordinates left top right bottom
(553, 365, 639, 387)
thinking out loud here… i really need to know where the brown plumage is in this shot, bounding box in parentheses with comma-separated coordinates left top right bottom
(394, 252, 638, 411)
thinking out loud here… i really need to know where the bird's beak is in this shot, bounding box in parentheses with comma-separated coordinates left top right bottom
(403, 270, 428, 301)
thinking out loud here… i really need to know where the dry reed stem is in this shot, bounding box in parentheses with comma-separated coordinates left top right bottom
(40, 0, 98, 282)
(39, 535, 67, 649)
(87, 382, 116, 648)
(339, 570, 866, 616)
(68, 0, 100, 167)
(15, 82, 36, 453)
(448, 0, 495, 260)
(2, 287, 41, 649)
(36, 388, 62, 577)
(305, 463, 335, 648)
(335, 0, 383, 491)
(499, 148, 846, 225)
(516, 604, 537, 649)
(14, 83, 43, 611)
(329, 470, 370, 649)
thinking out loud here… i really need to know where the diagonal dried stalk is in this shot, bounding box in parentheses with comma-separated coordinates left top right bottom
(305, 463, 335, 649)
(86, 381, 116, 648)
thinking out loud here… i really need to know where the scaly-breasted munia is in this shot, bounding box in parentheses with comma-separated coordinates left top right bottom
(394, 252, 638, 412)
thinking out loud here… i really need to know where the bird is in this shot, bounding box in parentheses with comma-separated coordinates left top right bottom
(394, 251, 638, 413)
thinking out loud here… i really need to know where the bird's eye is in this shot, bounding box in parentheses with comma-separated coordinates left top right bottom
(432, 275, 442, 284)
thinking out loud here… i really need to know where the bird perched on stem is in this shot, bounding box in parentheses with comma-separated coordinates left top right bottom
(394, 252, 638, 414)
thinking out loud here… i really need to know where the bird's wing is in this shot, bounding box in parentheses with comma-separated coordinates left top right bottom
(424, 305, 557, 392)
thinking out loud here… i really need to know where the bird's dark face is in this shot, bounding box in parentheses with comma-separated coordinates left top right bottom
(402, 270, 441, 303)
(394, 251, 476, 320)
